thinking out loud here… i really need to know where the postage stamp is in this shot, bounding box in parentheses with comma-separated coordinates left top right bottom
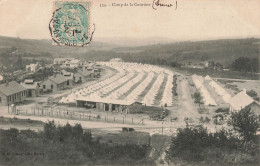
(49, 1, 93, 46)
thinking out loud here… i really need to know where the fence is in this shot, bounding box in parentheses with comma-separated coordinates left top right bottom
(13, 107, 144, 125)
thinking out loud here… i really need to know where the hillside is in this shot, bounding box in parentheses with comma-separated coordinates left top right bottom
(111, 38, 260, 67)
(0, 36, 118, 58)
(0, 36, 259, 68)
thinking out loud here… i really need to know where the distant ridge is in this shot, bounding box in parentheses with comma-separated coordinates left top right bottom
(0, 36, 259, 66)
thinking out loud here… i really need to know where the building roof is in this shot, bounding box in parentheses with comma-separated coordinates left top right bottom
(87, 62, 95, 67)
(69, 59, 81, 64)
(230, 90, 254, 111)
(76, 70, 93, 77)
(26, 63, 38, 68)
(54, 58, 74, 61)
(61, 70, 72, 76)
(0, 81, 26, 96)
(75, 95, 135, 106)
(20, 82, 39, 89)
(24, 79, 34, 84)
(49, 74, 68, 84)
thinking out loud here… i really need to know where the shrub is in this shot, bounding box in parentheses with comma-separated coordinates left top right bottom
(43, 120, 56, 140)
(166, 125, 259, 165)
(204, 116, 210, 123)
(247, 89, 260, 101)
(200, 116, 210, 123)
(215, 108, 229, 114)
(72, 123, 84, 140)
(198, 107, 208, 114)
(230, 108, 259, 141)
(172, 75, 178, 96)
(193, 91, 203, 107)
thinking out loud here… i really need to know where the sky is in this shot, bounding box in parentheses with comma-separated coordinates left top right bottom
(0, 0, 259, 43)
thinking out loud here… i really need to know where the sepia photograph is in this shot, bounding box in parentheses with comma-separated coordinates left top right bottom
(0, 0, 259, 165)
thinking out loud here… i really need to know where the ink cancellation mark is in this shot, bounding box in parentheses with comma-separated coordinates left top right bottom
(49, 1, 94, 46)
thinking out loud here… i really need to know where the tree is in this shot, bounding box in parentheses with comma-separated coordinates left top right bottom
(215, 62, 223, 71)
(230, 57, 258, 73)
(15, 55, 23, 70)
(43, 121, 56, 140)
(72, 124, 84, 140)
(57, 123, 73, 142)
(10, 46, 17, 52)
(247, 90, 259, 101)
(208, 61, 215, 69)
(194, 91, 203, 107)
(230, 108, 259, 141)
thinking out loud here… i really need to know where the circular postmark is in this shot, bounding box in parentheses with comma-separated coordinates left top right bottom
(49, 2, 93, 46)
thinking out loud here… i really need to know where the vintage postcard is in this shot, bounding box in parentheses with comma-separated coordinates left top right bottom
(0, 0, 259, 165)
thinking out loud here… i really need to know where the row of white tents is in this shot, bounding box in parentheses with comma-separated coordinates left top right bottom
(142, 73, 165, 106)
(107, 71, 146, 99)
(209, 80, 231, 103)
(161, 74, 174, 106)
(192, 74, 233, 106)
(192, 75, 217, 106)
(60, 62, 175, 107)
(124, 72, 155, 102)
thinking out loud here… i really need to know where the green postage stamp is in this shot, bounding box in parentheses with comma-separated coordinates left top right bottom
(49, 1, 93, 46)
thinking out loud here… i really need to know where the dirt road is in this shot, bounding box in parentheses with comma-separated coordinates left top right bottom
(166, 75, 200, 127)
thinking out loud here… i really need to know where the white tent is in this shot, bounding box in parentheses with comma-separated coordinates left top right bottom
(205, 75, 212, 81)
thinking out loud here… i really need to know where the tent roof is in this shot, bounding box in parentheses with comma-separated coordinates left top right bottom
(205, 75, 212, 80)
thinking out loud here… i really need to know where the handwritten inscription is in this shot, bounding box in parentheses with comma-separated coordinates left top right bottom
(152, 0, 177, 10)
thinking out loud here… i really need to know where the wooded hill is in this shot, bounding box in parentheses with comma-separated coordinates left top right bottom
(0, 36, 259, 68)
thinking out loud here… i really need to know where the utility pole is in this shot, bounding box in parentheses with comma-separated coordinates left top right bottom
(170, 120, 172, 132)
(162, 120, 164, 135)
